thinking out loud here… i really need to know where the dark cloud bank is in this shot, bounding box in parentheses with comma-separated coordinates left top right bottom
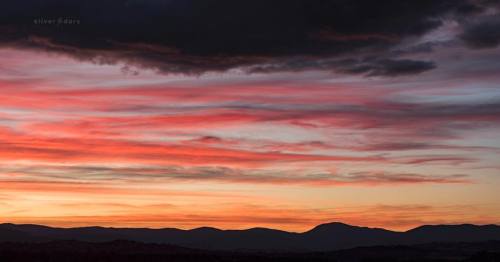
(0, 0, 498, 75)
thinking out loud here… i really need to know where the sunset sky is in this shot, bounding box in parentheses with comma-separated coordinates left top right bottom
(1, 0, 500, 232)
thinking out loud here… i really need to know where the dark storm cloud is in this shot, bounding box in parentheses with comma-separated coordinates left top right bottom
(244, 57, 436, 76)
(337, 58, 437, 76)
(0, 0, 486, 75)
(461, 15, 500, 49)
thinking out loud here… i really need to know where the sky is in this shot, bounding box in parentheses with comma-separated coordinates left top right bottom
(0, 0, 500, 232)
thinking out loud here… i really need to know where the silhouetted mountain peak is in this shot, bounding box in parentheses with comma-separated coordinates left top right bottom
(307, 222, 354, 232)
(306, 222, 391, 235)
(1, 223, 52, 229)
(244, 227, 291, 233)
(190, 227, 221, 233)
(408, 224, 500, 233)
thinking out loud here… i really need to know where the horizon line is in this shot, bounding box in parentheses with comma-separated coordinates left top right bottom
(2, 221, 499, 234)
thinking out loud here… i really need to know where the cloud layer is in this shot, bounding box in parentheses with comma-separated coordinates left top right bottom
(1, 0, 497, 75)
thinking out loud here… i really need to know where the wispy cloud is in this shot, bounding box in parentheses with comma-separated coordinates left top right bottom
(0, 164, 470, 186)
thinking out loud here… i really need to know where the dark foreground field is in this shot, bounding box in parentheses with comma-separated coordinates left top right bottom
(0, 240, 499, 262)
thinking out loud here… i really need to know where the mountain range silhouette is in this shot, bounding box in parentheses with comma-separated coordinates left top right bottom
(1, 222, 499, 251)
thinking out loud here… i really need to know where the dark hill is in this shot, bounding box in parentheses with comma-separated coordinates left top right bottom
(1, 222, 499, 251)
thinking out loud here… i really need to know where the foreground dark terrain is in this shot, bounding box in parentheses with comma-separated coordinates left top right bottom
(0, 240, 499, 262)
(2, 222, 500, 251)
(2, 222, 500, 261)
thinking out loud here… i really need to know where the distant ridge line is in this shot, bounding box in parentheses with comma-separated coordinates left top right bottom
(3, 221, 498, 233)
(1, 221, 499, 251)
